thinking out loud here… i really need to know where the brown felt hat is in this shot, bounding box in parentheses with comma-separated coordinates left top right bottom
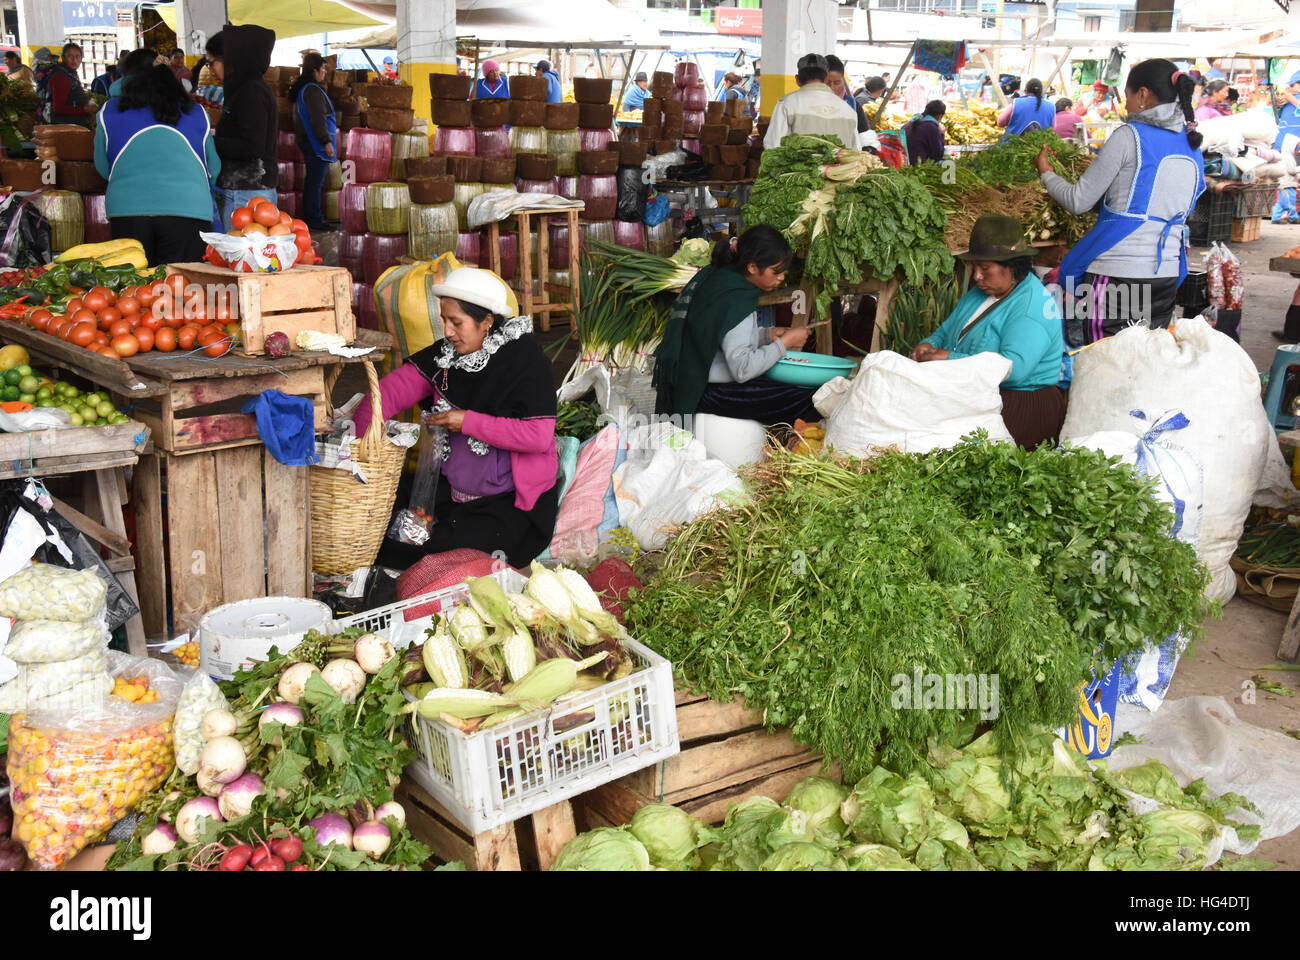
(956, 214, 1034, 262)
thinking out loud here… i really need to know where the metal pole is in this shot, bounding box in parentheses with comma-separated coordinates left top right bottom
(873, 42, 914, 128)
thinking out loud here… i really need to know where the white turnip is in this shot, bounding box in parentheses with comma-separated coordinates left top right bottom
(217, 773, 266, 820)
(196, 769, 224, 797)
(354, 633, 396, 674)
(141, 822, 178, 855)
(353, 821, 391, 858)
(375, 801, 406, 831)
(258, 702, 304, 747)
(308, 811, 353, 849)
(176, 797, 224, 844)
(200, 708, 238, 741)
(198, 735, 247, 785)
(321, 658, 366, 704)
(278, 661, 320, 705)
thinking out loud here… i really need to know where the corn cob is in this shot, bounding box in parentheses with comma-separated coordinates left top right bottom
(449, 604, 492, 652)
(555, 567, 627, 639)
(527, 562, 599, 643)
(467, 576, 524, 631)
(421, 618, 468, 689)
(507, 592, 548, 628)
(416, 687, 519, 720)
(505, 653, 606, 703)
(483, 706, 527, 728)
(502, 628, 537, 683)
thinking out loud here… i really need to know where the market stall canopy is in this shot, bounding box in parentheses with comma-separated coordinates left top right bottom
(337, 0, 644, 49)
(225, 0, 386, 39)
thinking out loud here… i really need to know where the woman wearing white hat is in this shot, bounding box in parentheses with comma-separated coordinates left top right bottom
(352, 266, 559, 568)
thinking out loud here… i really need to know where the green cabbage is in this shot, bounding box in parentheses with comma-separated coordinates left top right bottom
(783, 776, 848, 840)
(550, 827, 651, 871)
(712, 796, 786, 871)
(842, 843, 921, 871)
(760, 841, 839, 871)
(628, 803, 704, 871)
(841, 767, 935, 855)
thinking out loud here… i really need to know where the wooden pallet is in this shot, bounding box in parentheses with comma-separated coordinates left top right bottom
(395, 777, 577, 871)
(1231, 217, 1262, 243)
(165, 262, 355, 356)
(575, 687, 838, 827)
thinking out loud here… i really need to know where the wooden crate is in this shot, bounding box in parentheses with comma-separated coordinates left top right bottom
(396, 777, 577, 871)
(165, 262, 355, 356)
(575, 687, 838, 827)
(1231, 217, 1262, 243)
(124, 366, 327, 454)
(0, 420, 148, 479)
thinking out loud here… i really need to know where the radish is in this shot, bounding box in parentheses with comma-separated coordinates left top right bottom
(220, 844, 253, 871)
(217, 773, 266, 820)
(196, 769, 224, 797)
(353, 821, 391, 858)
(320, 658, 367, 703)
(354, 633, 396, 674)
(308, 812, 353, 849)
(199, 736, 246, 784)
(253, 855, 286, 871)
(375, 801, 406, 831)
(278, 661, 320, 705)
(291, 864, 310, 871)
(250, 844, 272, 867)
(141, 822, 178, 855)
(201, 708, 238, 740)
(176, 797, 224, 844)
(271, 834, 303, 864)
(258, 702, 304, 746)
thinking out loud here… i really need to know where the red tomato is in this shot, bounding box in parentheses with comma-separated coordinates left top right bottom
(97, 306, 122, 330)
(116, 296, 140, 316)
(133, 327, 155, 352)
(177, 325, 200, 350)
(68, 323, 96, 347)
(108, 319, 134, 339)
(136, 313, 162, 333)
(110, 334, 140, 358)
(154, 327, 177, 352)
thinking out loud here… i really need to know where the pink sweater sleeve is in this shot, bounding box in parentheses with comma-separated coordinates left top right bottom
(461, 410, 556, 454)
(998, 104, 1014, 127)
(352, 363, 435, 438)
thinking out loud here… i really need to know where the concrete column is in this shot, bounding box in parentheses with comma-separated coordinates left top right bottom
(15, 0, 62, 64)
(175, 0, 228, 70)
(396, 0, 457, 132)
(758, 0, 837, 116)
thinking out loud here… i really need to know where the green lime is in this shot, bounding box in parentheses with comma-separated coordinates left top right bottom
(95, 417, 107, 426)
(2, 385, 19, 401)
(35, 386, 52, 401)
(4, 369, 21, 387)
(19, 376, 39, 394)
(18, 393, 35, 404)
(96, 402, 114, 418)
(15, 364, 32, 378)
(65, 387, 79, 399)
(77, 406, 96, 422)
(68, 413, 83, 426)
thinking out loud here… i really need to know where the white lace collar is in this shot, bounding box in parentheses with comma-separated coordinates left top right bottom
(433, 315, 533, 374)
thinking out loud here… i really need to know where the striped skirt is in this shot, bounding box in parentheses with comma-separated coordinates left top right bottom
(1001, 385, 1068, 450)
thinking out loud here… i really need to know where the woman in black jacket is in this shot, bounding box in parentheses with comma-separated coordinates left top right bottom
(210, 24, 278, 229)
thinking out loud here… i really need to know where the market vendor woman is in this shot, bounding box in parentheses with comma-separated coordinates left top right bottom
(352, 267, 559, 569)
(911, 215, 1067, 449)
(653, 225, 820, 426)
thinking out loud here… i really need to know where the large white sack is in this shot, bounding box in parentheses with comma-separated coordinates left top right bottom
(820, 350, 1014, 455)
(1060, 317, 1287, 603)
(1198, 111, 1279, 154)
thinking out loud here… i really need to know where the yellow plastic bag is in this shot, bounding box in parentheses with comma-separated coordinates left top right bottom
(6, 651, 181, 869)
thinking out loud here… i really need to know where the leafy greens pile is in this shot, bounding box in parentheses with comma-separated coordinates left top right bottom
(550, 727, 1265, 871)
(626, 440, 1213, 780)
(744, 134, 953, 319)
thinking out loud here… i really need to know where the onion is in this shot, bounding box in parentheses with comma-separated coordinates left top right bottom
(321, 658, 367, 703)
(218, 773, 266, 820)
(198, 736, 246, 785)
(309, 812, 353, 849)
(141, 822, 178, 855)
(278, 662, 320, 705)
(201, 708, 238, 741)
(176, 797, 224, 844)
(353, 821, 391, 858)
(374, 801, 406, 830)
(354, 633, 396, 674)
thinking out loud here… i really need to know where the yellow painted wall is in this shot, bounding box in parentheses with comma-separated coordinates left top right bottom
(760, 73, 798, 118)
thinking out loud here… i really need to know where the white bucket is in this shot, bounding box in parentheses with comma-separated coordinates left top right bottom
(199, 597, 333, 681)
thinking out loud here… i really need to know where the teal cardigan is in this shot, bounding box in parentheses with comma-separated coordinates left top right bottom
(920, 273, 1065, 390)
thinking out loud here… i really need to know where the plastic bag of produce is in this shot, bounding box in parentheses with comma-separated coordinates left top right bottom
(2, 611, 109, 664)
(0, 191, 53, 269)
(5, 651, 181, 869)
(200, 230, 299, 273)
(616, 165, 648, 222)
(0, 564, 107, 621)
(23, 648, 109, 700)
(0, 670, 112, 714)
(172, 669, 230, 776)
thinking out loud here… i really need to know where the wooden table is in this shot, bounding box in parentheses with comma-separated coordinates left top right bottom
(7, 324, 393, 636)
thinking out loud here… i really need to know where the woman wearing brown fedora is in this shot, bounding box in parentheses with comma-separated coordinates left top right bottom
(911, 215, 1067, 449)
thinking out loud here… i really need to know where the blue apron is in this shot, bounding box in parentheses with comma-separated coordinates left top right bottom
(296, 81, 338, 163)
(1059, 121, 1205, 291)
(1004, 96, 1055, 137)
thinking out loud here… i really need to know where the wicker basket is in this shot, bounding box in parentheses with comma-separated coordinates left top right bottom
(310, 362, 408, 575)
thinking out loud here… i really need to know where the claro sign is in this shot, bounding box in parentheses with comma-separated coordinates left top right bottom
(715, 8, 762, 36)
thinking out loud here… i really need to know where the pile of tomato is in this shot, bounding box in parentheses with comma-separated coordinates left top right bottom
(15, 274, 240, 361)
(205, 196, 319, 268)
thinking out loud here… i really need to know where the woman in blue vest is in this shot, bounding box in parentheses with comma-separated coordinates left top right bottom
(289, 53, 337, 231)
(1036, 59, 1204, 346)
(473, 60, 509, 100)
(93, 54, 220, 265)
(1273, 70, 1300, 154)
(998, 78, 1055, 137)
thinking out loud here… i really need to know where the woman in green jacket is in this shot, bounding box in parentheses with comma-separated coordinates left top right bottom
(912, 215, 1067, 449)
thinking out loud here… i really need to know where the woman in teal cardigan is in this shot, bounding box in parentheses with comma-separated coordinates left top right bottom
(912, 215, 1067, 449)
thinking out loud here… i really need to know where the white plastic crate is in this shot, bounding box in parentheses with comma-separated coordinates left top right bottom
(330, 568, 680, 835)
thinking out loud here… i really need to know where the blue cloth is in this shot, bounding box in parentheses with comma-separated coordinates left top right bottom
(920, 274, 1066, 390)
(475, 76, 510, 100)
(1059, 121, 1205, 290)
(1004, 95, 1056, 137)
(1273, 186, 1298, 222)
(295, 81, 337, 162)
(1276, 99, 1300, 151)
(220, 187, 278, 231)
(541, 70, 562, 104)
(623, 83, 647, 111)
(94, 100, 221, 223)
(242, 390, 320, 466)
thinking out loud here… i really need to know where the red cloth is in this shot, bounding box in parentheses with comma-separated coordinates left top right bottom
(585, 558, 642, 623)
(395, 548, 509, 621)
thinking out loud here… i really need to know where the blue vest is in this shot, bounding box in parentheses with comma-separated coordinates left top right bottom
(1004, 96, 1055, 137)
(1059, 121, 1205, 289)
(475, 76, 509, 100)
(296, 82, 337, 163)
(102, 101, 211, 178)
(1276, 101, 1300, 151)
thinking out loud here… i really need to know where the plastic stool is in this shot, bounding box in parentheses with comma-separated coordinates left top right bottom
(1263, 344, 1300, 431)
(692, 414, 768, 470)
